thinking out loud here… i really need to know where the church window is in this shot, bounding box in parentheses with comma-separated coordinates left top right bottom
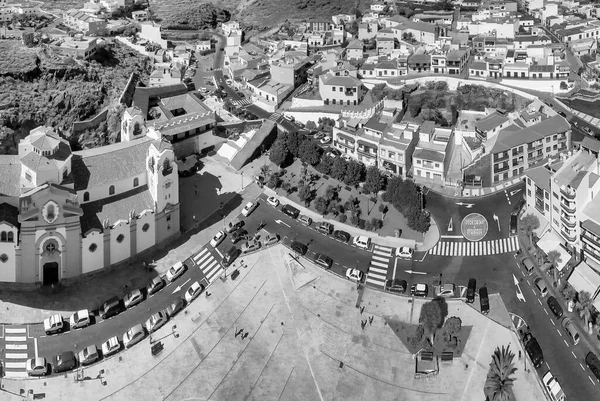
(148, 157, 154, 173)
(166, 214, 171, 222)
(7, 232, 13, 242)
(0, 254, 7, 263)
(63, 169, 68, 179)
(142, 223, 150, 232)
(89, 243, 97, 253)
(83, 192, 89, 202)
(133, 122, 142, 136)
(46, 204, 55, 221)
(133, 177, 139, 187)
(109, 185, 115, 196)
(25, 172, 32, 182)
(0, 232, 6, 242)
(116, 234, 125, 243)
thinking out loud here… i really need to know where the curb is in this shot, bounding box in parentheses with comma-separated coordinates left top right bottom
(425, 180, 523, 200)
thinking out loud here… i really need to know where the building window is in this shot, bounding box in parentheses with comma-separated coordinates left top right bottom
(89, 243, 97, 253)
(142, 223, 150, 232)
(133, 177, 139, 187)
(332, 86, 336, 91)
(83, 192, 89, 202)
(0, 232, 5, 242)
(109, 185, 115, 195)
(116, 234, 125, 243)
(26, 172, 32, 182)
(0, 254, 7, 263)
(7, 232, 13, 242)
(545, 192, 549, 200)
(545, 204, 549, 211)
(553, 192, 558, 199)
(166, 214, 171, 222)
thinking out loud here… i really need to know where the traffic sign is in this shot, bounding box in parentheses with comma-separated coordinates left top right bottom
(460, 213, 488, 242)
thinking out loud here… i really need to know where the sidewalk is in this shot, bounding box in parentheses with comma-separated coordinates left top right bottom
(425, 176, 523, 199)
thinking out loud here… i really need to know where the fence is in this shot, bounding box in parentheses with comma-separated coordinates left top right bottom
(72, 107, 109, 134)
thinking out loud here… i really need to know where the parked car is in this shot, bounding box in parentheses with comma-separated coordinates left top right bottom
(226, 218, 244, 233)
(165, 297, 185, 318)
(53, 351, 76, 373)
(583, 126, 593, 135)
(267, 196, 280, 207)
(44, 314, 64, 335)
(542, 370, 565, 401)
(282, 204, 300, 219)
(230, 229, 248, 244)
(78, 345, 99, 366)
(145, 311, 168, 333)
(313, 253, 333, 269)
(333, 230, 350, 243)
(466, 278, 477, 303)
(317, 221, 334, 235)
(534, 277, 548, 297)
(69, 309, 91, 330)
(147, 276, 165, 296)
(352, 235, 371, 250)
(561, 317, 581, 345)
(123, 324, 146, 349)
(242, 239, 261, 253)
(521, 257, 535, 275)
(435, 284, 456, 298)
(27, 357, 48, 376)
(346, 268, 364, 282)
(314, 132, 325, 140)
(411, 283, 428, 297)
(210, 230, 226, 247)
(298, 215, 313, 226)
(101, 336, 121, 358)
(479, 287, 490, 315)
(320, 135, 331, 144)
(546, 296, 563, 318)
(510, 215, 518, 236)
(524, 333, 544, 368)
(557, 111, 567, 118)
(100, 297, 124, 320)
(290, 241, 308, 255)
(586, 352, 600, 381)
(396, 246, 414, 259)
(124, 289, 145, 308)
(263, 232, 279, 245)
(185, 281, 205, 303)
(386, 279, 408, 294)
(166, 261, 187, 282)
(241, 201, 258, 217)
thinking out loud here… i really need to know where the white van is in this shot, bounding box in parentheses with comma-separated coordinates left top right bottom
(352, 235, 371, 250)
(396, 246, 414, 259)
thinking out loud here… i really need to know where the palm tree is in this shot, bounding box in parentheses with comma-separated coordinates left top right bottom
(577, 291, 594, 329)
(419, 301, 443, 346)
(546, 250, 562, 287)
(484, 345, 517, 401)
(520, 213, 540, 248)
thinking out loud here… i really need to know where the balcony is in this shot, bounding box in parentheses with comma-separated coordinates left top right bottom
(334, 140, 353, 149)
(561, 214, 577, 228)
(561, 228, 577, 242)
(582, 232, 600, 249)
(527, 141, 543, 151)
(357, 148, 376, 158)
(560, 186, 576, 200)
(494, 152, 509, 162)
(493, 163, 509, 174)
(561, 201, 576, 214)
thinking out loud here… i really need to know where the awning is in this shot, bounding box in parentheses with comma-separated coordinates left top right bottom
(357, 139, 377, 151)
(568, 261, 600, 300)
(336, 133, 355, 143)
(537, 229, 570, 272)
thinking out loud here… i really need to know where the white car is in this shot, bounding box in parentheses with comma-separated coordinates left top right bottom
(267, 196, 280, 207)
(435, 284, 456, 298)
(166, 261, 186, 282)
(210, 230, 226, 247)
(26, 357, 48, 376)
(542, 371, 565, 401)
(241, 201, 258, 216)
(124, 289, 144, 308)
(352, 235, 371, 250)
(101, 336, 121, 358)
(185, 281, 205, 303)
(69, 309, 91, 329)
(226, 79, 233, 85)
(320, 135, 331, 144)
(242, 239, 261, 253)
(346, 268, 364, 282)
(123, 324, 146, 348)
(396, 246, 414, 259)
(44, 314, 64, 335)
(78, 345, 99, 366)
(145, 311, 168, 333)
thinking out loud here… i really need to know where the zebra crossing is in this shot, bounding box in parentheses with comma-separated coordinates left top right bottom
(269, 112, 283, 123)
(192, 248, 222, 284)
(428, 237, 519, 257)
(231, 98, 252, 106)
(2, 326, 32, 378)
(365, 245, 394, 288)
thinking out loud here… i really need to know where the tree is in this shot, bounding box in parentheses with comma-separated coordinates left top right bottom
(379, 203, 389, 219)
(443, 316, 462, 343)
(314, 196, 328, 215)
(344, 160, 365, 186)
(546, 250, 562, 287)
(297, 184, 313, 206)
(419, 301, 444, 346)
(521, 213, 540, 247)
(577, 291, 594, 327)
(267, 173, 282, 189)
(484, 345, 517, 401)
(305, 120, 317, 132)
(298, 140, 322, 165)
(364, 165, 383, 194)
(562, 285, 577, 301)
(315, 157, 333, 175)
(327, 200, 342, 216)
(282, 181, 293, 195)
(283, 131, 303, 158)
(331, 158, 348, 180)
(269, 137, 290, 167)
(325, 185, 338, 201)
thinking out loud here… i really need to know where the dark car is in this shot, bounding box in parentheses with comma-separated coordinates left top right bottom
(100, 297, 125, 320)
(223, 246, 241, 267)
(586, 352, 600, 381)
(512, 199, 525, 216)
(333, 230, 351, 243)
(281, 204, 300, 219)
(524, 335, 544, 368)
(53, 351, 76, 373)
(466, 278, 476, 303)
(386, 279, 408, 294)
(479, 287, 489, 315)
(313, 253, 333, 269)
(230, 229, 248, 244)
(546, 296, 563, 318)
(147, 276, 165, 296)
(317, 222, 334, 235)
(510, 215, 518, 236)
(558, 111, 567, 118)
(290, 241, 308, 255)
(165, 297, 185, 318)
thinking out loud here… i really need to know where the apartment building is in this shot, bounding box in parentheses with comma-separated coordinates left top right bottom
(412, 121, 454, 184)
(489, 114, 571, 184)
(379, 122, 420, 178)
(345, 40, 364, 60)
(318, 72, 365, 106)
(63, 10, 107, 35)
(396, 20, 438, 45)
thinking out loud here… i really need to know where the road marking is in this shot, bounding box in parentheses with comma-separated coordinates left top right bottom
(214, 248, 223, 258)
(531, 288, 536, 296)
(4, 362, 27, 369)
(590, 376, 597, 385)
(550, 319, 555, 326)
(526, 279, 531, 285)
(537, 298, 542, 305)
(5, 328, 26, 334)
(3, 371, 28, 378)
(6, 344, 27, 350)
(543, 308, 548, 315)
(557, 329, 562, 337)
(581, 363, 586, 371)
(5, 336, 26, 342)
(572, 351, 578, 359)
(564, 339, 569, 347)
(5, 353, 29, 359)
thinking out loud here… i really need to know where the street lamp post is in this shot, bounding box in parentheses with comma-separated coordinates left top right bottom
(241, 172, 244, 190)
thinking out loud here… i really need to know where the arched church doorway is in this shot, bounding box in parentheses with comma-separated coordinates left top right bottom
(43, 262, 59, 286)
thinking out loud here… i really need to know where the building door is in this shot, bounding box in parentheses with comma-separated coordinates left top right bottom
(43, 262, 59, 286)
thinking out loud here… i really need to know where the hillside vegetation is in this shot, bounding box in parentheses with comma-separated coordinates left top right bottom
(0, 41, 152, 154)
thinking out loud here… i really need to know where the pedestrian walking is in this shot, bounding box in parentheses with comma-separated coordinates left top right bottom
(361, 320, 366, 330)
(206, 291, 211, 297)
(360, 306, 365, 315)
(235, 328, 244, 337)
(242, 332, 249, 340)
(369, 316, 374, 326)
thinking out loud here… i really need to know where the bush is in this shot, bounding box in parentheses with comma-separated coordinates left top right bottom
(314, 196, 328, 214)
(349, 214, 360, 226)
(267, 173, 282, 189)
(338, 213, 348, 223)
